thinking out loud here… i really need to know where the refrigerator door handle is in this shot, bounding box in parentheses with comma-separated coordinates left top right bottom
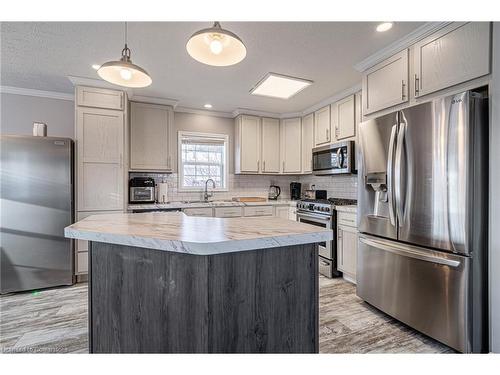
(394, 120, 406, 227)
(387, 124, 398, 226)
(359, 236, 461, 268)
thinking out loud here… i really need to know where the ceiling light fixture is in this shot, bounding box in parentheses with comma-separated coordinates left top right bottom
(250, 73, 313, 100)
(92, 64, 101, 70)
(186, 22, 246, 66)
(204, 104, 213, 109)
(97, 22, 152, 88)
(376, 22, 394, 32)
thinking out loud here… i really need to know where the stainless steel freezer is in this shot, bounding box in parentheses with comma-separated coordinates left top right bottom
(0, 135, 74, 294)
(357, 90, 488, 353)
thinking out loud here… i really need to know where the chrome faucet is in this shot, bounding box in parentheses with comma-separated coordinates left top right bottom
(204, 178, 216, 202)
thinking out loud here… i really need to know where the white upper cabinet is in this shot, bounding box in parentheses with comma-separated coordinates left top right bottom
(235, 115, 261, 174)
(332, 94, 356, 140)
(362, 49, 409, 115)
(261, 117, 281, 173)
(76, 86, 124, 110)
(77, 107, 125, 211)
(301, 113, 314, 174)
(281, 118, 302, 174)
(413, 22, 490, 98)
(130, 102, 172, 171)
(314, 105, 331, 146)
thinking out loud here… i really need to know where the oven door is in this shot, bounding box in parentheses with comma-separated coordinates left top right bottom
(296, 211, 333, 259)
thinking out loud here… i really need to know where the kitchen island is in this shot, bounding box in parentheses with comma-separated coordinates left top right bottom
(64, 212, 332, 353)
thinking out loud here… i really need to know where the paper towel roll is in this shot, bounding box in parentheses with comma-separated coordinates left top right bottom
(157, 182, 168, 203)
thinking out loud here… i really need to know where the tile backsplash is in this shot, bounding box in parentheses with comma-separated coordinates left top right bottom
(129, 172, 358, 202)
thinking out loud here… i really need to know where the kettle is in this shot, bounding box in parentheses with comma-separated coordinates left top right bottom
(268, 185, 281, 200)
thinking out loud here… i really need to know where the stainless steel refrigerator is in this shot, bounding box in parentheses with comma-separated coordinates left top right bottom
(1, 135, 74, 294)
(357, 90, 488, 353)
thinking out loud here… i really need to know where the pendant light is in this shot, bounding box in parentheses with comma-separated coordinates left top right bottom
(97, 22, 152, 88)
(186, 22, 246, 66)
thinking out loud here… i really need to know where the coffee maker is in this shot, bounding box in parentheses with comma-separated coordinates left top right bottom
(290, 182, 301, 200)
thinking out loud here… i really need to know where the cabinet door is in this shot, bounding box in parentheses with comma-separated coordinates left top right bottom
(413, 22, 490, 98)
(337, 225, 358, 282)
(274, 206, 290, 219)
(362, 49, 409, 115)
(130, 102, 172, 171)
(314, 106, 331, 146)
(281, 118, 302, 173)
(301, 113, 314, 173)
(239, 115, 261, 173)
(183, 207, 213, 217)
(334, 95, 355, 140)
(77, 107, 124, 211)
(76, 86, 124, 110)
(261, 117, 280, 173)
(354, 91, 362, 170)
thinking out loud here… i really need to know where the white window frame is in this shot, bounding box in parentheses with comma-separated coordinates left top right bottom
(177, 131, 229, 192)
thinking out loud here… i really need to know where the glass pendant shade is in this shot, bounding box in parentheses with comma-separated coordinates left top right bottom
(186, 22, 246, 66)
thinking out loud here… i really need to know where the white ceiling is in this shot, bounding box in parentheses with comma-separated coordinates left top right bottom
(0, 22, 424, 113)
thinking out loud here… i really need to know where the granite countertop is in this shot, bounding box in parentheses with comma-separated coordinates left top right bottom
(335, 205, 357, 213)
(64, 211, 331, 255)
(128, 199, 297, 211)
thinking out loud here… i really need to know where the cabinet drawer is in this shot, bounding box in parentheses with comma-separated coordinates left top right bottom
(214, 207, 243, 218)
(183, 207, 213, 217)
(243, 205, 273, 217)
(337, 212, 357, 227)
(76, 86, 124, 110)
(76, 251, 88, 274)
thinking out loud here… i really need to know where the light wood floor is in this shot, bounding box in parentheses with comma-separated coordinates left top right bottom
(0, 276, 453, 353)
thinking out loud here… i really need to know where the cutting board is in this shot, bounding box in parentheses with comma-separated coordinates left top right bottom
(232, 197, 267, 202)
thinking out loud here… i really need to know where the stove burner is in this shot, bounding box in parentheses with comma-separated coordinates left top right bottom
(328, 198, 357, 206)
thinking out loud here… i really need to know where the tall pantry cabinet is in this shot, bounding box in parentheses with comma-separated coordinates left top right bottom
(74, 86, 127, 276)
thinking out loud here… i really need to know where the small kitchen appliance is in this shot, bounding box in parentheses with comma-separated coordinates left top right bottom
(290, 182, 301, 200)
(268, 184, 281, 200)
(129, 177, 156, 203)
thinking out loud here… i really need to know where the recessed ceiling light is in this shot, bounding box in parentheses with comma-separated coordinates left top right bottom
(376, 22, 393, 32)
(92, 64, 101, 70)
(250, 73, 313, 100)
(204, 104, 213, 109)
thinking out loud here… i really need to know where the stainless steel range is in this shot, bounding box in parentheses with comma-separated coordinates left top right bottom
(297, 198, 356, 278)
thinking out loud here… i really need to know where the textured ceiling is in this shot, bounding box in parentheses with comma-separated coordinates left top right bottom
(0, 22, 424, 113)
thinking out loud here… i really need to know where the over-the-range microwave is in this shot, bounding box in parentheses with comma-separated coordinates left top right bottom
(312, 140, 355, 175)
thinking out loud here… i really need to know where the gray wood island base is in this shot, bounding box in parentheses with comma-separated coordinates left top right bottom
(64, 212, 332, 353)
(88, 241, 318, 353)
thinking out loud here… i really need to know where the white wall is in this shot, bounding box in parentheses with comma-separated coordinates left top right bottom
(490, 22, 500, 353)
(0, 93, 74, 138)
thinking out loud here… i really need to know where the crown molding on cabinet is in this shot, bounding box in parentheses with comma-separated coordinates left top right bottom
(0, 85, 74, 101)
(175, 106, 234, 119)
(301, 83, 362, 115)
(67, 75, 134, 95)
(232, 108, 282, 119)
(353, 22, 452, 72)
(129, 95, 179, 108)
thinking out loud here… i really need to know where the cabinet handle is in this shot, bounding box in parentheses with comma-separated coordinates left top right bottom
(326, 128, 329, 140)
(338, 228, 343, 240)
(401, 80, 406, 100)
(282, 161, 285, 172)
(414, 74, 420, 97)
(257, 160, 260, 171)
(263, 160, 266, 172)
(167, 155, 171, 168)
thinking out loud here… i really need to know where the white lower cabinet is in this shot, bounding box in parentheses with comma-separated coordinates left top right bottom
(274, 205, 290, 219)
(183, 207, 213, 217)
(243, 205, 273, 217)
(336, 211, 358, 284)
(214, 206, 243, 218)
(288, 205, 297, 221)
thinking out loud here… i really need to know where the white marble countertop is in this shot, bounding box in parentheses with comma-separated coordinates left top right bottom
(65, 212, 331, 255)
(335, 205, 357, 213)
(128, 199, 297, 211)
